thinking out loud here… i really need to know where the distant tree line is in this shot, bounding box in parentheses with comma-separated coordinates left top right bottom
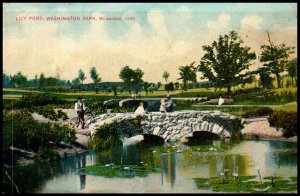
(4, 31, 296, 95)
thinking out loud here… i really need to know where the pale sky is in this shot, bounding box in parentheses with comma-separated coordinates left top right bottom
(3, 3, 297, 83)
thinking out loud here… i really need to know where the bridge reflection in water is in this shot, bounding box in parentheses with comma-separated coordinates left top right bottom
(4, 140, 296, 193)
(161, 148, 176, 188)
(160, 148, 250, 189)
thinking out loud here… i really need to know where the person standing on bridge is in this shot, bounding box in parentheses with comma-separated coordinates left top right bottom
(75, 97, 86, 129)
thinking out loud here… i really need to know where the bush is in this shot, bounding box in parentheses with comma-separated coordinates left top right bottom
(57, 109, 69, 120)
(15, 93, 64, 109)
(202, 115, 243, 139)
(268, 111, 297, 138)
(88, 117, 143, 150)
(242, 107, 274, 118)
(3, 110, 76, 152)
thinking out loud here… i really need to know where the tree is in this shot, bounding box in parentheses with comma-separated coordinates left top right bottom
(156, 82, 162, 90)
(94, 87, 99, 94)
(162, 71, 170, 84)
(119, 65, 144, 93)
(39, 73, 46, 89)
(90, 67, 101, 84)
(3, 73, 11, 87)
(258, 67, 274, 89)
(11, 71, 27, 87)
(260, 31, 295, 88)
(143, 82, 151, 95)
(78, 69, 86, 84)
(165, 82, 174, 92)
(286, 58, 297, 87)
(174, 82, 180, 90)
(112, 86, 117, 96)
(199, 31, 256, 95)
(71, 78, 81, 88)
(178, 62, 197, 91)
(45, 77, 58, 86)
(34, 74, 38, 87)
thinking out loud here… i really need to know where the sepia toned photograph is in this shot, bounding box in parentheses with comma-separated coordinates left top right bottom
(3, 2, 297, 193)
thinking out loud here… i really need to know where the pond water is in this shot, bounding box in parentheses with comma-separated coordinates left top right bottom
(5, 139, 297, 193)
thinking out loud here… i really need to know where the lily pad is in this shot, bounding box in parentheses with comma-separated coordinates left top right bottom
(193, 175, 297, 193)
(79, 164, 161, 178)
(263, 176, 283, 180)
(289, 176, 297, 182)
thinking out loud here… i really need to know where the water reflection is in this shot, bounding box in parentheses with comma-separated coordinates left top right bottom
(77, 154, 86, 190)
(3, 140, 297, 193)
(161, 148, 176, 188)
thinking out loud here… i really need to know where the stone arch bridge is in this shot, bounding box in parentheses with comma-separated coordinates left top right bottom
(88, 111, 242, 142)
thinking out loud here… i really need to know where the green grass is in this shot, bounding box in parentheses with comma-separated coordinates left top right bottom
(3, 84, 297, 107)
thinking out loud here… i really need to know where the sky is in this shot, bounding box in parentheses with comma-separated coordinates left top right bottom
(3, 3, 297, 83)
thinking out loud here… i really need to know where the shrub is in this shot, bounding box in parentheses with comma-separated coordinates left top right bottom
(57, 109, 69, 120)
(15, 93, 64, 109)
(268, 111, 297, 138)
(3, 110, 76, 152)
(88, 117, 143, 150)
(242, 107, 274, 118)
(202, 115, 244, 139)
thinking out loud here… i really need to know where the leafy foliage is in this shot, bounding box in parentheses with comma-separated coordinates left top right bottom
(14, 93, 63, 109)
(199, 31, 256, 95)
(202, 115, 243, 138)
(119, 65, 144, 93)
(78, 69, 86, 84)
(258, 67, 274, 89)
(162, 71, 170, 83)
(268, 111, 297, 137)
(178, 62, 197, 91)
(260, 34, 295, 88)
(34, 107, 69, 121)
(90, 67, 101, 84)
(242, 107, 274, 118)
(88, 117, 143, 150)
(11, 71, 27, 87)
(286, 58, 297, 87)
(3, 110, 76, 152)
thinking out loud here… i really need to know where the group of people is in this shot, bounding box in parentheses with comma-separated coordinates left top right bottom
(159, 94, 176, 113)
(134, 94, 176, 115)
(74, 94, 176, 129)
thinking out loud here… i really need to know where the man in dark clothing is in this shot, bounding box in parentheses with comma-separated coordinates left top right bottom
(165, 94, 176, 112)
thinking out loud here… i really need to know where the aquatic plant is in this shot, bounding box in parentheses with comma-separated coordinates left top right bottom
(194, 175, 297, 193)
(79, 163, 161, 178)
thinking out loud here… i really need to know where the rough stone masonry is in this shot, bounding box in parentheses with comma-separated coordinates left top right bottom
(88, 110, 240, 142)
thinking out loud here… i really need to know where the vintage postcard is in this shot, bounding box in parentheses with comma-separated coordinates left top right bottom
(3, 3, 297, 193)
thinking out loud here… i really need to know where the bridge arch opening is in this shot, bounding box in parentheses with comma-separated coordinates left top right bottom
(141, 134, 164, 146)
(184, 131, 220, 146)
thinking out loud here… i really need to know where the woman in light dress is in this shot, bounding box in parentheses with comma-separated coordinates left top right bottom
(159, 98, 166, 113)
(134, 102, 145, 115)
